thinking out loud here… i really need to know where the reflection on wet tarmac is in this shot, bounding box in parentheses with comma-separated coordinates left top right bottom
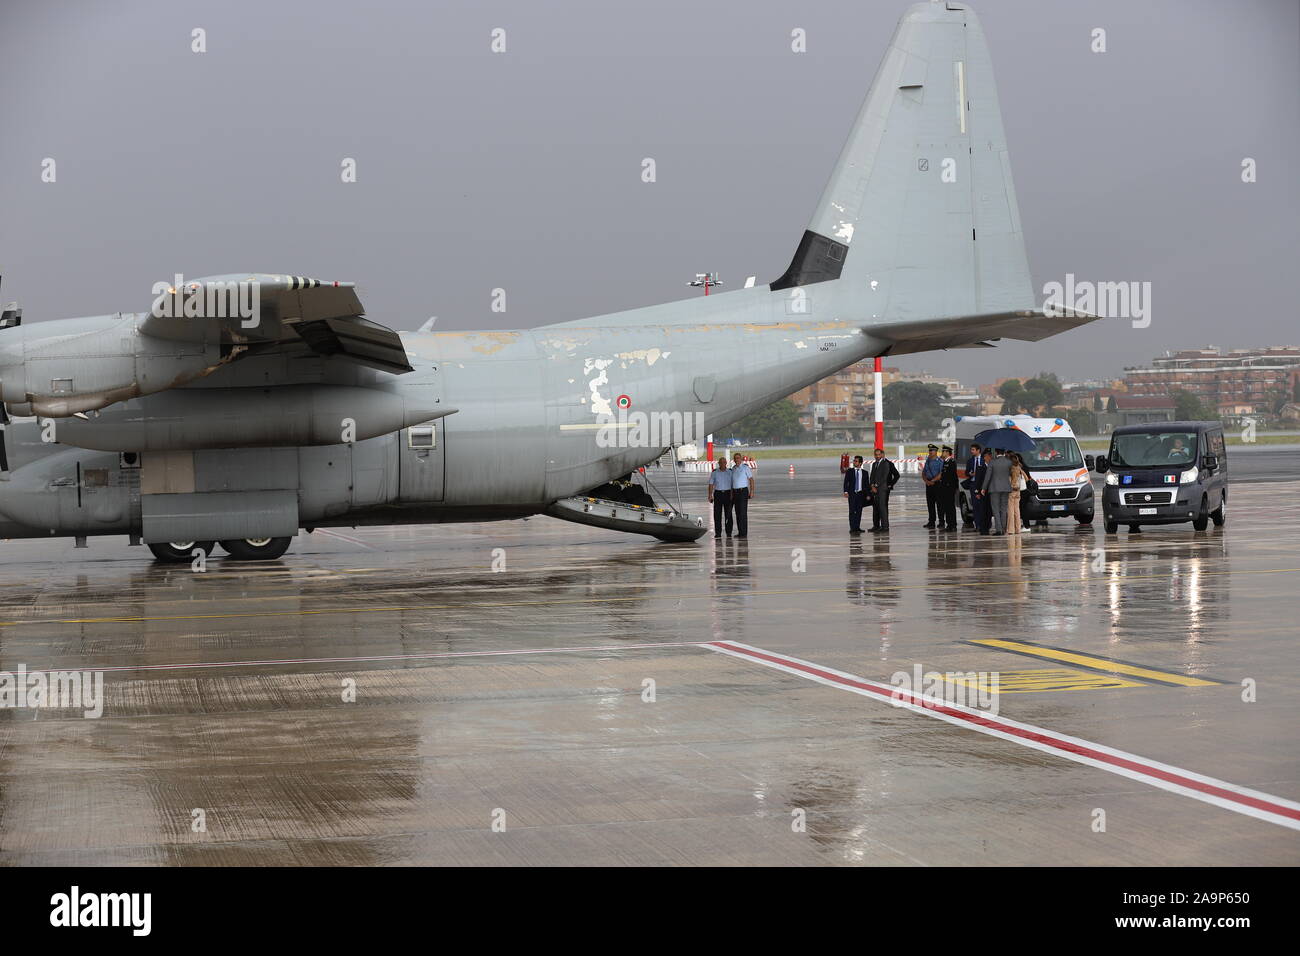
(0, 480, 1296, 864)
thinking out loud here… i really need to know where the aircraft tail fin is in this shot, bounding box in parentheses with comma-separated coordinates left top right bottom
(772, 2, 1036, 321)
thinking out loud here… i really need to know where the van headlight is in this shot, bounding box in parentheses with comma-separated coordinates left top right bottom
(1105, 472, 1119, 485)
(1179, 466, 1198, 484)
(1077, 472, 1092, 484)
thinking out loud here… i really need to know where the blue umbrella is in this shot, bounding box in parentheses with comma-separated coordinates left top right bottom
(973, 426, 1036, 453)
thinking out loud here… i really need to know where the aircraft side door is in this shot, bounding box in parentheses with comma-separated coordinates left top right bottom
(397, 420, 445, 502)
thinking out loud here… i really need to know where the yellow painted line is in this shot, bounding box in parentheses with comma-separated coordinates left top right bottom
(949, 668, 1145, 693)
(968, 638, 1221, 687)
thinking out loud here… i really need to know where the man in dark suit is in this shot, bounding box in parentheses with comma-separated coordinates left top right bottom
(842, 454, 868, 533)
(938, 445, 959, 531)
(868, 447, 900, 532)
(963, 443, 993, 533)
(972, 448, 994, 534)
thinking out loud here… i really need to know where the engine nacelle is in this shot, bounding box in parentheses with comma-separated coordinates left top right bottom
(0, 313, 232, 416)
(37, 384, 449, 451)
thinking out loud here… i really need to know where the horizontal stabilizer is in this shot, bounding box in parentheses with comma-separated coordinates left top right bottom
(870, 308, 1101, 356)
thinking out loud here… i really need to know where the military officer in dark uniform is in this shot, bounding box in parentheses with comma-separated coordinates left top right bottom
(938, 445, 959, 531)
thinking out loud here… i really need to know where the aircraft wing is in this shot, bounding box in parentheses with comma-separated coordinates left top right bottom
(139, 273, 413, 373)
(867, 308, 1102, 357)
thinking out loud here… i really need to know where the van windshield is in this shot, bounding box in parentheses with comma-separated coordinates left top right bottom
(1024, 436, 1083, 469)
(1110, 431, 1198, 467)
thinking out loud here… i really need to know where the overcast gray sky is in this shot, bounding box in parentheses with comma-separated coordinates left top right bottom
(1, 0, 1296, 386)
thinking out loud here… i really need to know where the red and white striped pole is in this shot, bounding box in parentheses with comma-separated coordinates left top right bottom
(873, 356, 884, 451)
(706, 433, 714, 463)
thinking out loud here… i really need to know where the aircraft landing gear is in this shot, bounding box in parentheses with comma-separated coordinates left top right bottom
(220, 537, 293, 560)
(148, 541, 215, 563)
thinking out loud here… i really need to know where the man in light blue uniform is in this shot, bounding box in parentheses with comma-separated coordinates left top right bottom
(730, 452, 756, 539)
(707, 457, 734, 538)
(922, 443, 943, 529)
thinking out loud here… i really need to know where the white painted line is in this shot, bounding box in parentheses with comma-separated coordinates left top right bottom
(707, 640, 1300, 831)
(72, 640, 712, 674)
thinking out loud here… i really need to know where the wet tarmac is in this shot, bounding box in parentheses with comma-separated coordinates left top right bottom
(1, 470, 1298, 865)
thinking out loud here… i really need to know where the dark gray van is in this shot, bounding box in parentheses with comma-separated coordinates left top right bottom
(1094, 421, 1228, 533)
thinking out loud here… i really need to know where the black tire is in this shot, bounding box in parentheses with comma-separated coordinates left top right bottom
(220, 536, 292, 560)
(1129, 525, 1141, 533)
(1211, 490, 1227, 527)
(148, 541, 215, 563)
(1104, 519, 1118, 534)
(1075, 514, 1094, 525)
(1192, 496, 1209, 531)
(960, 494, 974, 526)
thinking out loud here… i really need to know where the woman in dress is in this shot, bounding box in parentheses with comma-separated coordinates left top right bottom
(1008, 453, 1028, 535)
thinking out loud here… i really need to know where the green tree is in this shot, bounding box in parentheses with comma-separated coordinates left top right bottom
(1018, 374, 1064, 414)
(882, 381, 950, 432)
(1170, 388, 1213, 421)
(731, 398, 803, 443)
(1068, 407, 1099, 435)
(1106, 395, 1118, 413)
(998, 379, 1025, 414)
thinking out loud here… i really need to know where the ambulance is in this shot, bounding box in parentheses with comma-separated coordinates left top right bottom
(953, 415, 1096, 525)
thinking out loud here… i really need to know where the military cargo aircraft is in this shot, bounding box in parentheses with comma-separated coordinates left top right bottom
(0, 2, 1096, 561)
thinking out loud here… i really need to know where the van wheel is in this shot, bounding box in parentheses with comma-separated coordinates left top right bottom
(960, 495, 974, 526)
(1192, 497, 1210, 531)
(1211, 491, 1227, 527)
(1129, 525, 1141, 533)
(220, 537, 292, 560)
(148, 541, 215, 563)
(1075, 514, 1094, 525)
(1104, 519, 1118, 534)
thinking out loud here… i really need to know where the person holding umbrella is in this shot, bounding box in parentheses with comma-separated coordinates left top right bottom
(972, 426, 1039, 534)
(982, 447, 1015, 535)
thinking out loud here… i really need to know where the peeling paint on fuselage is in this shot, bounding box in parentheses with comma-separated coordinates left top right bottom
(397, 302, 882, 512)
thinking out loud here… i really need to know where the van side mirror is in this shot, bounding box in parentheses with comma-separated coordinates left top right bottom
(1085, 454, 1095, 471)
(1203, 454, 1217, 473)
(1094, 455, 1109, 474)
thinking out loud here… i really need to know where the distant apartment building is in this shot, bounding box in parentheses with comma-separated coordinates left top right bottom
(789, 364, 981, 436)
(1063, 380, 1127, 410)
(789, 362, 902, 429)
(1124, 346, 1300, 415)
(1105, 395, 1176, 428)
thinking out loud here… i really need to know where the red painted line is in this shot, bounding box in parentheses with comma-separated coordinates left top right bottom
(709, 640, 1300, 827)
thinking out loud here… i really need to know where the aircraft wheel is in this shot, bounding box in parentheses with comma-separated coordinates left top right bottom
(148, 541, 215, 563)
(1211, 491, 1227, 527)
(220, 537, 292, 560)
